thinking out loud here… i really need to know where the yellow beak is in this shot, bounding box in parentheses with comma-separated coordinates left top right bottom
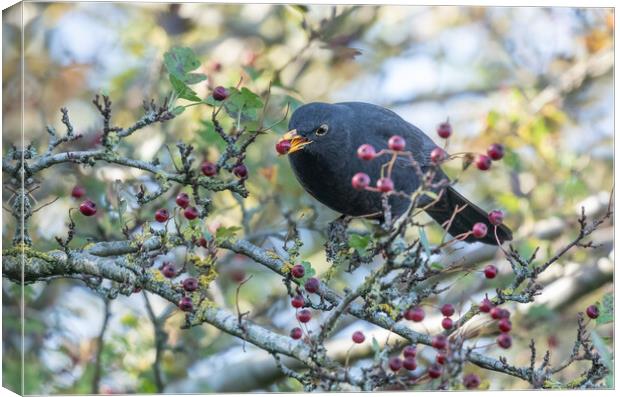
(279, 129, 312, 154)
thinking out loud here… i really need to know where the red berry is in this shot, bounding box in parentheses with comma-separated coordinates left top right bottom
(388, 135, 406, 151)
(388, 357, 403, 371)
(276, 140, 292, 155)
(351, 172, 371, 190)
(233, 164, 248, 179)
(479, 298, 494, 313)
(184, 206, 199, 220)
(547, 335, 559, 348)
(352, 331, 365, 344)
(440, 303, 455, 317)
(71, 186, 86, 199)
(488, 209, 504, 226)
(403, 345, 417, 358)
(403, 357, 417, 371)
(357, 144, 376, 160)
(178, 296, 193, 312)
(290, 327, 303, 340)
(176, 193, 190, 208)
(436, 351, 447, 365)
(155, 208, 169, 223)
(428, 363, 442, 379)
(463, 373, 481, 389)
(291, 295, 304, 308)
(472, 222, 488, 238)
(297, 309, 312, 323)
(487, 143, 505, 161)
(586, 304, 599, 319)
(484, 265, 498, 279)
(431, 335, 448, 350)
(500, 309, 511, 319)
(182, 277, 198, 292)
(475, 154, 492, 171)
(405, 306, 425, 322)
(437, 121, 452, 139)
(291, 264, 305, 279)
(497, 333, 512, 349)
(441, 317, 453, 330)
(490, 307, 503, 320)
(376, 177, 394, 193)
(161, 263, 176, 278)
(230, 268, 246, 283)
(304, 277, 320, 293)
(213, 86, 229, 101)
(198, 237, 208, 248)
(79, 200, 97, 216)
(498, 318, 512, 333)
(201, 161, 218, 176)
(430, 147, 447, 164)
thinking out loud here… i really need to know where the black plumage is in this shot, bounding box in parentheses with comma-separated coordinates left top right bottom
(284, 102, 512, 245)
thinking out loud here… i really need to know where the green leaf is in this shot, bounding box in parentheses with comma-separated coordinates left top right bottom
(298, 260, 316, 283)
(215, 226, 242, 243)
(430, 262, 443, 271)
(596, 293, 614, 325)
(169, 74, 201, 102)
(171, 106, 186, 115)
(371, 337, 381, 361)
(418, 227, 431, 256)
(348, 234, 370, 254)
(224, 87, 264, 121)
(163, 46, 206, 84)
(590, 329, 613, 387)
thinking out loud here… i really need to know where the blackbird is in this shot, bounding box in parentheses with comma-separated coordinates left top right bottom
(278, 102, 512, 245)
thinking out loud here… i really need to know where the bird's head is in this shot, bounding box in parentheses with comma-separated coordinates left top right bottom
(277, 102, 351, 156)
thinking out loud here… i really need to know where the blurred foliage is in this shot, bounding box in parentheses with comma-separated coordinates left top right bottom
(2, 3, 613, 393)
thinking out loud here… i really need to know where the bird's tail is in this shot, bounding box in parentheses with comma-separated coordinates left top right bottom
(425, 186, 512, 245)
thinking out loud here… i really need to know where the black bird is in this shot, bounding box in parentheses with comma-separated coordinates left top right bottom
(278, 102, 512, 245)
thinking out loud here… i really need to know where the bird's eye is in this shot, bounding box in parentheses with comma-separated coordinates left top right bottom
(315, 124, 329, 136)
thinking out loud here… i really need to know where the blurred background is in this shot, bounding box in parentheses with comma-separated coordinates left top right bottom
(2, 3, 613, 393)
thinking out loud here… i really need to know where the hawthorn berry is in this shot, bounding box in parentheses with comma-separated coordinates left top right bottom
(488, 209, 504, 226)
(428, 363, 442, 379)
(290, 327, 303, 340)
(472, 222, 488, 238)
(499, 309, 511, 319)
(498, 318, 512, 333)
(276, 140, 292, 155)
(230, 269, 246, 283)
(184, 206, 199, 220)
(437, 121, 452, 139)
(161, 263, 176, 278)
(479, 298, 494, 313)
(291, 264, 305, 278)
(198, 237, 208, 248)
(357, 144, 376, 160)
(213, 86, 229, 101)
(388, 135, 406, 151)
(430, 147, 447, 164)
(297, 309, 312, 323)
(352, 331, 366, 344)
(154, 209, 169, 223)
(291, 295, 304, 308)
(431, 335, 448, 350)
(403, 345, 417, 358)
(490, 307, 503, 320)
(182, 277, 198, 292)
(176, 192, 190, 208)
(497, 333, 512, 349)
(441, 317, 453, 330)
(484, 265, 498, 279)
(351, 172, 371, 190)
(440, 303, 455, 317)
(475, 154, 492, 171)
(201, 161, 218, 176)
(79, 200, 97, 216)
(403, 357, 417, 371)
(388, 357, 403, 372)
(178, 296, 193, 312)
(304, 277, 320, 293)
(436, 351, 447, 365)
(463, 373, 481, 389)
(376, 177, 394, 193)
(71, 186, 86, 199)
(487, 143, 505, 161)
(586, 304, 599, 319)
(404, 306, 425, 322)
(233, 164, 248, 179)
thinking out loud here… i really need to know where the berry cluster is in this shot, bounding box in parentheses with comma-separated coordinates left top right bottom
(288, 263, 323, 340)
(478, 295, 512, 349)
